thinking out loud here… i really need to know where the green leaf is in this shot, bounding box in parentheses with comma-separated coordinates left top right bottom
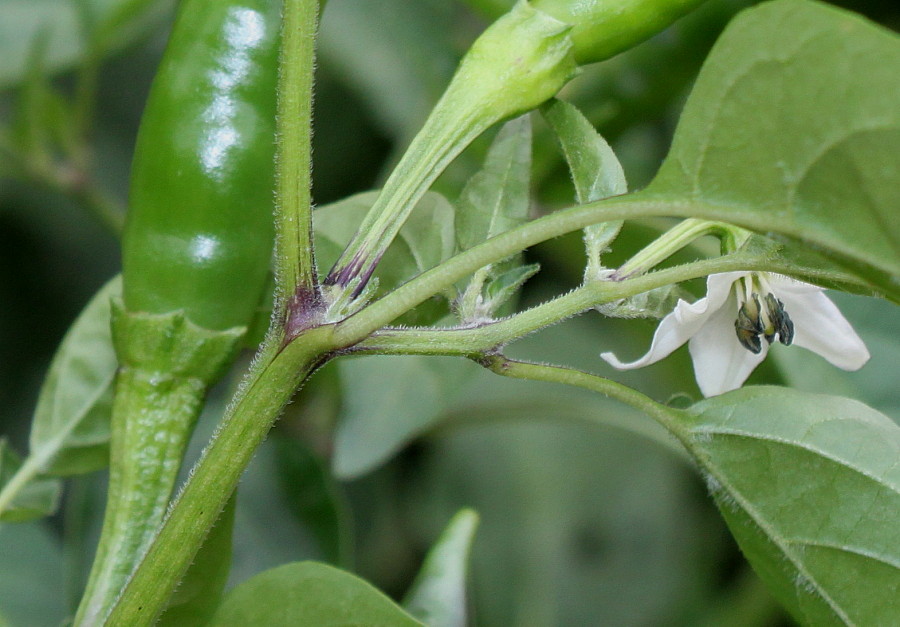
(207, 562, 424, 626)
(29, 275, 119, 476)
(0, 441, 60, 523)
(315, 190, 456, 324)
(642, 0, 900, 296)
(542, 99, 627, 206)
(273, 436, 354, 567)
(403, 509, 479, 627)
(0, 0, 170, 89)
(682, 387, 900, 625)
(482, 262, 540, 313)
(317, 0, 460, 140)
(541, 98, 626, 276)
(455, 116, 536, 322)
(157, 495, 236, 627)
(0, 521, 66, 626)
(456, 115, 532, 251)
(333, 355, 474, 479)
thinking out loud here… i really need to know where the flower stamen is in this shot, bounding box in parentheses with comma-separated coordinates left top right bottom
(733, 274, 795, 353)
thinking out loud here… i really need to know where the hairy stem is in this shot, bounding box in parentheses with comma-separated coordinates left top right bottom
(276, 0, 320, 334)
(104, 327, 334, 626)
(478, 355, 682, 434)
(333, 196, 735, 346)
(358, 252, 766, 357)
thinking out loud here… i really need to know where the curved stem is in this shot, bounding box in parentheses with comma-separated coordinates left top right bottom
(615, 218, 729, 278)
(477, 355, 685, 436)
(358, 252, 766, 357)
(334, 196, 705, 345)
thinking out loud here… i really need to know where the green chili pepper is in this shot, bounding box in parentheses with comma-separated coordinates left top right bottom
(122, 0, 279, 332)
(531, 0, 708, 65)
(75, 1, 280, 623)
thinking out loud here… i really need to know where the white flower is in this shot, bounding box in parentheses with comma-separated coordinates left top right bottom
(600, 272, 870, 397)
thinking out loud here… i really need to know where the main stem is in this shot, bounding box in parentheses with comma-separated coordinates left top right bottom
(103, 2, 322, 621)
(276, 0, 320, 334)
(104, 329, 334, 626)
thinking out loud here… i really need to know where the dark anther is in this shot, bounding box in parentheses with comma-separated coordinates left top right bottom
(765, 293, 794, 345)
(735, 296, 764, 354)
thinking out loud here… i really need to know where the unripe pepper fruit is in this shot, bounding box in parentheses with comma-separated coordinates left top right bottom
(531, 0, 707, 65)
(75, 1, 281, 623)
(122, 0, 279, 332)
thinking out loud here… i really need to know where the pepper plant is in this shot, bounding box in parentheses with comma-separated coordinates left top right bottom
(0, 0, 897, 625)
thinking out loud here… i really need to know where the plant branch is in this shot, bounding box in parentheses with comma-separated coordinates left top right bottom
(477, 354, 684, 436)
(357, 251, 767, 357)
(333, 196, 734, 346)
(104, 326, 335, 626)
(276, 0, 320, 333)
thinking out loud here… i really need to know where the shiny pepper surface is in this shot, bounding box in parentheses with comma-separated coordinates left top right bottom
(532, 0, 706, 65)
(122, 0, 280, 331)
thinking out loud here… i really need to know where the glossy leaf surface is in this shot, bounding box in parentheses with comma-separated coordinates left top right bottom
(207, 561, 423, 626)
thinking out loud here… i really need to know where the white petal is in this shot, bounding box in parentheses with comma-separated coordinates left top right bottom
(775, 286, 870, 371)
(601, 272, 749, 370)
(688, 296, 768, 397)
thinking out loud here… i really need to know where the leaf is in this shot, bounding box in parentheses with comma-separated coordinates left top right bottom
(541, 98, 626, 276)
(456, 115, 532, 251)
(0, 521, 66, 626)
(455, 116, 536, 322)
(641, 0, 900, 297)
(542, 99, 627, 206)
(681, 387, 900, 625)
(333, 355, 474, 479)
(317, 0, 460, 140)
(482, 262, 540, 313)
(0, 441, 61, 523)
(0, 0, 170, 89)
(315, 190, 456, 325)
(207, 562, 424, 626)
(157, 495, 236, 627)
(403, 509, 479, 627)
(273, 436, 354, 567)
(29, 275, 119, 476)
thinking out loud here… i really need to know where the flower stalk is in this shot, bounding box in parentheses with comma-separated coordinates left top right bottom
(324, 2, 577, 297)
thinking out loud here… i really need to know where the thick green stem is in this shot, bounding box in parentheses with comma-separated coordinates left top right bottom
(101, 2, 325, 621)
(104, 327, 335, 626)
(74, 369, 205, 626)
(276, 0, 319, 310)
(73, 303, 244, 626)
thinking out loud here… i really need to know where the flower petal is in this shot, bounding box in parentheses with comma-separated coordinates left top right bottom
(688, 295, 767, 397)
(601, 272, 749, 370)
(774, 283, 870, 371)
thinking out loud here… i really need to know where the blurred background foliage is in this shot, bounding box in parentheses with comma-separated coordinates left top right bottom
(0, 0, 897, 625)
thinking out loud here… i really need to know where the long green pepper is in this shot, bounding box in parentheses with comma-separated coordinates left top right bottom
(75, 0, 281, 623)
